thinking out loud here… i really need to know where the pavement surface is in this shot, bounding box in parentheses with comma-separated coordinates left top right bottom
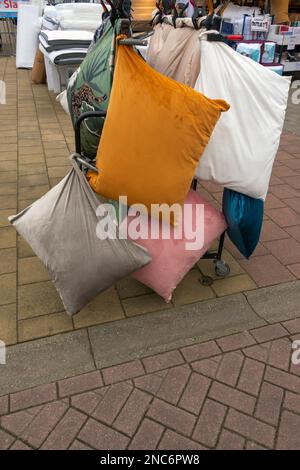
(0, 57, 300, 449)
(0, 316, 300, 450)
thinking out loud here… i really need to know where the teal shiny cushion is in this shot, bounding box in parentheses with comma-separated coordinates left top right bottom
(222, 188, 264, 259)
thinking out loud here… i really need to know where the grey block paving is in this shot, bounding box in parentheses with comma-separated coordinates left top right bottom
(88, 293, 266, 368)
(0, 330, 95, 396)
(245, 281, 300, 323)
(284, 92, 300, 136)
(2, 281, 300, 395)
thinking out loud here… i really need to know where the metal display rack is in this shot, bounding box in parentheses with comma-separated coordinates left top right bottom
(73, 104, 230, 285)
(69, 11, 231, 285)
(0, 17, 16, 56)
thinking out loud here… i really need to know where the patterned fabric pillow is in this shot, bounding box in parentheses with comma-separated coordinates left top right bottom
(67, 18, 121, 161)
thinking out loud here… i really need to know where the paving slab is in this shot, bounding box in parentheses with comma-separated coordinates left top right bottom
(245, 281, 300, 323)
(89, 293, 266, 368)
(0, 330, 95, 396)
(1, 317, 299, 449)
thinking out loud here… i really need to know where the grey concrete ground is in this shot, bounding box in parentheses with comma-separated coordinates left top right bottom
(285, 85, 300, 135)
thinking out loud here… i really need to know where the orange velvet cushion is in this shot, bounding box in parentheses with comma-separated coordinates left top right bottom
(88, 43, 229, 214)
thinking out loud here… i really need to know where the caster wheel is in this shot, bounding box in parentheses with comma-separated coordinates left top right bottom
(199, 275, 214, 286)
(214, 260, 230, 277)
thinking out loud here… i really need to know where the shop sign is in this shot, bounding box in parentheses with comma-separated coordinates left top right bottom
(251, 17, 269, 32)
(287, 36, 297, 51)
(0, 0, 18, 18)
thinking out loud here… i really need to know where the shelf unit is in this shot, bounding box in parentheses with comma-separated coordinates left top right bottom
(267, 30, 300, 73)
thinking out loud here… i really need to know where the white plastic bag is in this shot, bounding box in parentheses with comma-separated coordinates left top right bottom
(194, 33, 290, 200)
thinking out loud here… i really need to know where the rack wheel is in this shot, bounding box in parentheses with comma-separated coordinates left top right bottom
(199, 275, 214, 286)
(214, 260, 230, 277)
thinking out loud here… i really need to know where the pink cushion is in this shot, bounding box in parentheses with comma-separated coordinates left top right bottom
(123, 190, 227, 302)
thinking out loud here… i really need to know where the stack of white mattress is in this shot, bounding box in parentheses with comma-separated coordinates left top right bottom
(38, 3, 103, 93)
(39, 30, 93, 64)
(39, 30, 93, 52)
(55, 3, 103, 31)
(41, 3, 103, 32)
(39, 29, 94, 93)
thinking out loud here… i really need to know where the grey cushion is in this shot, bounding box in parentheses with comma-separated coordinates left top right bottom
(9, 156, 151, 315)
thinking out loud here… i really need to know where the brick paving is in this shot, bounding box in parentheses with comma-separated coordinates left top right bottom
(0, 320, 299, 449)
(0, 56, 300, 346)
